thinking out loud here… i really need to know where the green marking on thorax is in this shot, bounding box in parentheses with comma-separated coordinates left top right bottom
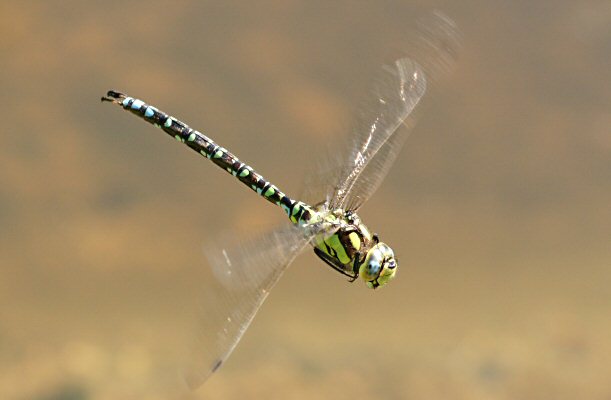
(348, 232, 361, 251)
(325, 233, 351, 264)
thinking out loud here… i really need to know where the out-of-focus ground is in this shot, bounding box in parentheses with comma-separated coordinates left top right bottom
(1, 1, 610, 399)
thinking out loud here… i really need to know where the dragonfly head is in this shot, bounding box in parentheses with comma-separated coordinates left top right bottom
(359, 242, 397, 289)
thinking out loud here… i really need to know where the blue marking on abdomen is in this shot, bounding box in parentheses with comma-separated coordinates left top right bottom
(131, 99, 145, 110)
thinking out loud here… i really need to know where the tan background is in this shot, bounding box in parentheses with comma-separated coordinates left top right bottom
(1, 1, 610, 399)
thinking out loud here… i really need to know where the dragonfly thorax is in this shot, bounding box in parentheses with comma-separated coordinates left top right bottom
(311, 208, 397, 288)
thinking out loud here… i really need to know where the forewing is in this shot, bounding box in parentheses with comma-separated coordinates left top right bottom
(181, 223, 312, 389)
(303, 12, 460, 211)
(330, 58, 426, 211)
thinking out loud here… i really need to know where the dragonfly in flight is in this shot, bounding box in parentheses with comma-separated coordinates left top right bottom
(101, 13, 458, 389)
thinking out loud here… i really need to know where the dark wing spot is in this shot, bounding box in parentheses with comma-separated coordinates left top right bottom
(211, 359, 223, 373)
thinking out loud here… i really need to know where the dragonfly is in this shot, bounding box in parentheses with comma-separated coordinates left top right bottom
(101, 15, 457, 389)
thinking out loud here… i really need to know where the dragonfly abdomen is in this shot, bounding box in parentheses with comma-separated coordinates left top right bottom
(102, 90, 313, 225)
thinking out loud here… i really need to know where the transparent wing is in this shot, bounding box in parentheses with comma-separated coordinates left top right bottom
(330, 58, 426, 211)
(303, 12, 460, 211)
(181, 223, 315, 389)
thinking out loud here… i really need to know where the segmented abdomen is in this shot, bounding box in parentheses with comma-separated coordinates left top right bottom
(104, 91, 313, 225)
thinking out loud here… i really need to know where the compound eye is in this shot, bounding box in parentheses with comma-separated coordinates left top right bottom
(367, 261, 381, 276)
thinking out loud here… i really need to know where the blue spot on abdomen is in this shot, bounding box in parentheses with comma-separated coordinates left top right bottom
(131, 99, 145, 110)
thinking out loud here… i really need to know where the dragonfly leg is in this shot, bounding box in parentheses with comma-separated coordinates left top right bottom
(314, 247, 358, 281)
(372, 233, 380, 244)
(349, 251, 362, 282)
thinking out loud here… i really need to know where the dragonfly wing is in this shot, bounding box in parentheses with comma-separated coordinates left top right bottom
(303, 12, 460, 211)
(182, 223, 313, 389)
(299, 59, 425, 210)
(330, 58, 427, 211)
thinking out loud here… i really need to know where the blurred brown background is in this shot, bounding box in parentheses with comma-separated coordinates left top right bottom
(1, 1, 610, 399)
